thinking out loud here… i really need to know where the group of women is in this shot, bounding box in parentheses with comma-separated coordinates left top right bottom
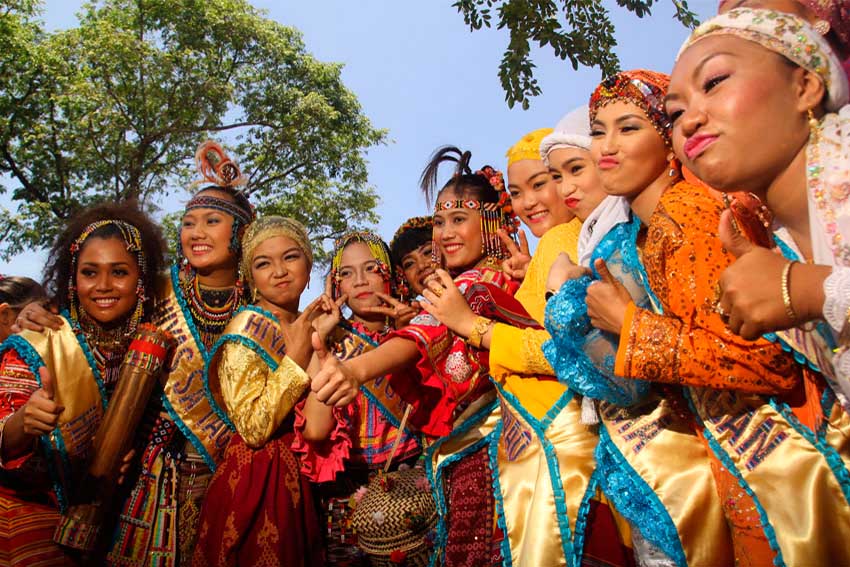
(0, 1, 848, 565)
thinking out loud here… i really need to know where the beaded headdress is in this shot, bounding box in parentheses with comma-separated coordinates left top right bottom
(330, 231, 394, 301)
(241, 216, 313, 292)
(505, 128, 553, 166)
(589, 70, 672, 145)
(68, 219, 146, 338)
(680, 8, 849, 111)
(389, 216, 434, 301)
(179, 140, 256, 260)
(433, 166, 520, 263)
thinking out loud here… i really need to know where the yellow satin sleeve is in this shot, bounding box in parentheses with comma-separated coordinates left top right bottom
(515, 218, 581, 323)
(218, 341, 310, 448)
(490, 324, 554, 378)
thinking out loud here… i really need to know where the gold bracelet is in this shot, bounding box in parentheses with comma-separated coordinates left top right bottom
(467, 316, 493, 349)
(781, 261, 798, 324)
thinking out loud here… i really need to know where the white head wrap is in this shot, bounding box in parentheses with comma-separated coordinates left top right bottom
(540, 105, 592, 165)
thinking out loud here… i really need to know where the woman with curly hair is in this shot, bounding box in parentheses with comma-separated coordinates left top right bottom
(0, 201, 166, 566)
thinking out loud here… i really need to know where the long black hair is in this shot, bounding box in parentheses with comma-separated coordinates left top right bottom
(419, 146, 502, 206)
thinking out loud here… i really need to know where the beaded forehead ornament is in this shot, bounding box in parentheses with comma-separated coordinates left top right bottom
(68, 219, 146, 337)
(433, 166, 520, 263)
(179, 140, 255, 263)
(589, 70, 672, 145)
(330, 231, 395, 300)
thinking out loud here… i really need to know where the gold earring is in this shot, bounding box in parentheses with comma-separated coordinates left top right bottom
(808, 108, 820, 143)
(252, 287, 260, 302)
(814, 20, 830, 36)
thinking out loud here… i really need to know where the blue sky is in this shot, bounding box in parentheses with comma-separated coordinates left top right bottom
(1, 0, 716, 294)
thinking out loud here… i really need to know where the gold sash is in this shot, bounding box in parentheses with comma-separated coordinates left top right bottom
(598, 394, 733, 566)
(5, 318, 103, 511)
(493, 384, 598, 567)
(690, 387, 850, 565)
(204, 306, 289, 430)
(152, 268, 232, 470)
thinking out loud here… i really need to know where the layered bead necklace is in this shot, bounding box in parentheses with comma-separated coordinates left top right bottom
(181, 273, 241, 350)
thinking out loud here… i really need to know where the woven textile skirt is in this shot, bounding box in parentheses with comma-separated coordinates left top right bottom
(0, 486, 76, 566)
(192, 432, 322, 567)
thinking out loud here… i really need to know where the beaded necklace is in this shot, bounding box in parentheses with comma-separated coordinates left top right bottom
(180, 273, 240, 349)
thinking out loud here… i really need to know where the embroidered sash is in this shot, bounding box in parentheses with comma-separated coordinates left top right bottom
(686, 387, 850, 565)
(153, 267, 232, 470)
(335, 321, 417, 445)
(204, 306, 290, 430)
(597, 394, 732, 566)
(493, 383, 599, 567)
(1, 318, 104, 511)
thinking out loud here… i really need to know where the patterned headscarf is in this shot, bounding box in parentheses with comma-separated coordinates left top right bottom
(506, 128, 554, 166)
(796, 0, 850, 51)
(330, 231, 394, 300)
(240, 216, 313, 291)
(589, 70, 672, 145)
(680, 8, 849, 111)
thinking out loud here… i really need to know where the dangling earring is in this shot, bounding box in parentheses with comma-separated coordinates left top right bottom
(813, 19, 830, 36)
(808, 108, 820, 143)
(252, 286, 260, 303)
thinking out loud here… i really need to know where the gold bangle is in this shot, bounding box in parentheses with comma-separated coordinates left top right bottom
(467, 316, 493, 349)
(781, 261, 798, 324)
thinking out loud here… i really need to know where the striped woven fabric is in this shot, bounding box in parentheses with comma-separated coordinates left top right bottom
(0, 487, 71, 566)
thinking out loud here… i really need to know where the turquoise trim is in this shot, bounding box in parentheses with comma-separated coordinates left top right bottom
(1, 335, 74, 512)
(424, 398, 499, 567)
(170, 265, 211, 363)
(494, 381, 575, 564)
(681, 390, 785, 567)
(487, 421, 511, 567)
(203, 332, 278, 433)
(768, 396, 850, 507)
(165, 265, 220, 469)
(431, 435, 493, 567)
(61, 310, 109, 410)
(340, 319, 420, 447)
(160, 392, 216, 470)
(242, 303, 281, 323)
(595, 425, 687, 566)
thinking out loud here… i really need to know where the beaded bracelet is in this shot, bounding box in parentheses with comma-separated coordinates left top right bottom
(467, 316, 494, 349)
(781, 261, 798, 324)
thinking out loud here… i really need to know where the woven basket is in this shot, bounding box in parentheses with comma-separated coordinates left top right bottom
(350, 467, 436, 567)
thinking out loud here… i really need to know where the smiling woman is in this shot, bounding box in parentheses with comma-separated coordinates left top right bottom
(0, 202, 166, 565)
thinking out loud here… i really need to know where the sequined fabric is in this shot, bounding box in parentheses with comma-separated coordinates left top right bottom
(616, 181, 801, 394)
